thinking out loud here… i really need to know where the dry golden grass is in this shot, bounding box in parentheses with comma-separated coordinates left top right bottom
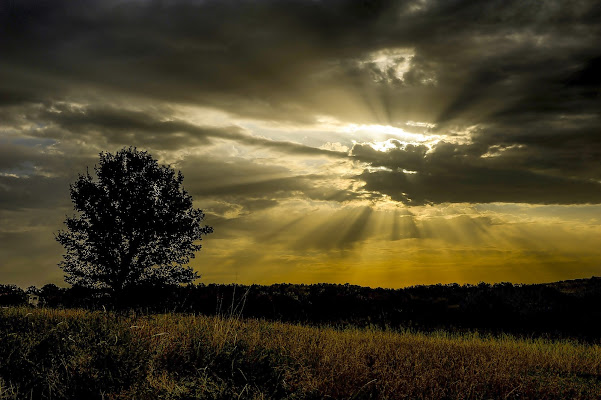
(1, 307, 600, 399)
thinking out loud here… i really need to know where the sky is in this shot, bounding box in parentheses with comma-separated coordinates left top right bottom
(1, 0, 600, 288)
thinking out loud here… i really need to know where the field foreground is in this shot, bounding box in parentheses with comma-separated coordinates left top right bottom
(1, 307, 600, 399)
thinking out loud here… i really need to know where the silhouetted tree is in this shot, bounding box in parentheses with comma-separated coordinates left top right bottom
(25, 285, 40, 295)
(0, 284, 26, 306)
(56, 147, 212, 295)
(40, 284, 65, 307)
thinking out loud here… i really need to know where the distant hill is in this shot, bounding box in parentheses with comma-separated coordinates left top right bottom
(544, 276, 601, 295)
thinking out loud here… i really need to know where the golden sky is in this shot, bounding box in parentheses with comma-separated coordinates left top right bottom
(1, 0, 600, 288)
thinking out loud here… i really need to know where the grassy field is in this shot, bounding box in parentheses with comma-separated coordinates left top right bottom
(1, 307, 600, 399)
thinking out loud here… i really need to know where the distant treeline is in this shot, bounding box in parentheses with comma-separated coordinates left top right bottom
(2, 277, 601, 341)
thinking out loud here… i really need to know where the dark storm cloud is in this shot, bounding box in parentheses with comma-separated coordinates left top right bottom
(352, 140, 601, 205)
(3, 0, 596, 121)
(1, 0, 600, 206)
(0, 0, 405, 122)
(359, 166, 601, 205)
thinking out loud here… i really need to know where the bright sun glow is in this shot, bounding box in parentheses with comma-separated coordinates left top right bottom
(342, 123, 444, 151)
(343, 123, 426, 140)
(368, 139, 400, 152)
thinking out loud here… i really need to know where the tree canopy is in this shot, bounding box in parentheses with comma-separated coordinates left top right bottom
(56, 147, 212, 293)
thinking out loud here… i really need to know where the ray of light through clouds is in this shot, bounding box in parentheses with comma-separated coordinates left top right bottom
(1, 0, 600, 287)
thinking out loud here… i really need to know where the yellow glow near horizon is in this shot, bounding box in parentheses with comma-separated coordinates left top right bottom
(191, 200, 601, 288)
